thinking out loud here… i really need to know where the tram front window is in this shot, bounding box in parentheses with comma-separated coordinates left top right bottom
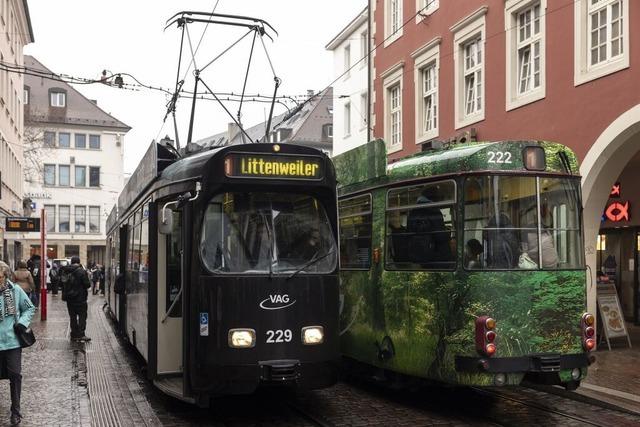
(463, 175, 584, 270)
(200, 192, 337, 274)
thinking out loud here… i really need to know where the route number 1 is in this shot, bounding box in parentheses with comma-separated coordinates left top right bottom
(487, 151, 512, 164)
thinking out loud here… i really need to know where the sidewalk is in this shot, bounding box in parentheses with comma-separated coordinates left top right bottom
(0, 292, 160, 427)
(575, 323, 640, 414)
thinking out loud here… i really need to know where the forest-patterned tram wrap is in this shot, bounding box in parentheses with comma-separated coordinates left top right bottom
(335, 140, 595, 389)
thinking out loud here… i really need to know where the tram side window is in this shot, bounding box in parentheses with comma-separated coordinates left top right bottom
(166, 210, 182, 317)
(464, 176, 537, 270)
(463, 175, 584, 270)
(339, 194, 372, 269)
(386, 181, 456, 270)
(539, 178, 583, 269)
(139, 203, 150, 284)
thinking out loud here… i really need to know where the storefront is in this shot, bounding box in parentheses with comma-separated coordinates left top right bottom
(597, 175, 640, 326)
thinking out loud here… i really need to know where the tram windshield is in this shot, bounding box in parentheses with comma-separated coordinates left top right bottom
(200, 192, 337, 274)
(463, 175, 584, 270)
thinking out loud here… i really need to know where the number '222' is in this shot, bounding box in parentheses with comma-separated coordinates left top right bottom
(487, 151, 512, 164)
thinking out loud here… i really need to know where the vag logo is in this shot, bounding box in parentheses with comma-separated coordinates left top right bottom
(259, 294, 296, 310)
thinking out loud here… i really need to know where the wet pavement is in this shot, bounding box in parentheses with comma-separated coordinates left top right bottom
(1, 293, 639, 426)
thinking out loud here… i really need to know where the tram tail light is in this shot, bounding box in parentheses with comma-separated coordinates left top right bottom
(476, 316, 497, 357)
(228, 328, 256, 348)
(581, 313, 596, 352)
(302, 326, 324, 345)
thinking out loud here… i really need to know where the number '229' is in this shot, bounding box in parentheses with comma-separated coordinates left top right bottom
(487, 151, 512, 164)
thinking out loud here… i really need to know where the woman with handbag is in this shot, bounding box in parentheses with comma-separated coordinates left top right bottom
(12, 262, 34, 304)
(0, 261, 36, 425)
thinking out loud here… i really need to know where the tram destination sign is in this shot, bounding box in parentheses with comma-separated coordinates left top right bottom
(224, 153, 324, 180)
(5, 217, 40, 232)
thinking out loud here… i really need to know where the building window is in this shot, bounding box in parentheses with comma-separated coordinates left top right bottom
(64, 245, 79, 258)
(574, 0, 629, 85)
(389, 85, 402, 148)
(344, 45, 351, 75)
(75, 134, 86, 149)
(422, 64, 437, 135)
(23, 87, 29, 105)
(89, 166, 100, 187)
(44, 131, 55, 148)
(413, 39, 440, 142)
(75, 206, 86, 233)
(344, 102, 351, 137)
(89, 206, 100, 233)
(45, 205, 55, 233)
(360, 30, 368, 62)
(339, 194, 372, 269)
(75, 166, 86, 187)
(59, 165, 70, 186)
(50, 92, 66, 107)
(59, 206, 70, 232)
(385, 0, 403, 46)
(506, 0, 546, 110)
(382, 63, 403, 153)
(58, 132, 71, 148)
(452, 7, 487, 129)
(463, 38, 482, 117)
(417, 0, 440, 20)
(89, 134, 100, 149)
(44, 164, 55, 185)
(360, 92, 368, 130)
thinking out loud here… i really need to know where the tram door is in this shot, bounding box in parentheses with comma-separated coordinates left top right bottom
(156, 208, 183, 376)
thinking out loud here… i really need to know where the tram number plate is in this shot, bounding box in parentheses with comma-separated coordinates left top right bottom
(266, 329, 292, 343)
(487, 151, 512, 164)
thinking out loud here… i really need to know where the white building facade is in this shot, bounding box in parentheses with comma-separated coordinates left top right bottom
(20, 56, 130, 265)
(326, 6, 369, 156)
(0, 0, 34, 266)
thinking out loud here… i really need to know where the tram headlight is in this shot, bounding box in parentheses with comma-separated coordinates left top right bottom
(228, 328, 256, 348)
(571, 368, 582, 380)
(302, 326, 324, 345)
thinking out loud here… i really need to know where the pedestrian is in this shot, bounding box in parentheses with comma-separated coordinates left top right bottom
(60, 256, 91, 342)
(98, 265, 105, 296)
(90, 264, 100, 296)
(0, 260, 36, 425)
(25, 256, 41, 309)
(12, 262, 34, 301)
(49, 263, 60, 295)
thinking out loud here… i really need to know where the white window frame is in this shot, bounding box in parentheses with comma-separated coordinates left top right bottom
(416, 0, 440, 23)
(359, 30, 368, 69)
(344, 101, 351, 137)
(574, 0, 629, 86)
(384, 0, 403, 47)
(451, 7, 487, 129)
(381, 62, 404, 154)
(343, 44, 351, 78)
(50, 92, 66, 107)
(412, 38, 440, 143)
(360, 92, 368, 130)
(505, 0, 546, 111)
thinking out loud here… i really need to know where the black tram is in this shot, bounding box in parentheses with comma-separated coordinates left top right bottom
(105, 141, 339, 405)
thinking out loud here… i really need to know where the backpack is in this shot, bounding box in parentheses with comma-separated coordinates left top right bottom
(61, 268, 81, 302)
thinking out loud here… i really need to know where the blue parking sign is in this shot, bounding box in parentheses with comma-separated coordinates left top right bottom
(199, 313, 209, 336)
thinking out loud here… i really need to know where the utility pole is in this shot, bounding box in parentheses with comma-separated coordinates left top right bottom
(40, 209, 47, 321)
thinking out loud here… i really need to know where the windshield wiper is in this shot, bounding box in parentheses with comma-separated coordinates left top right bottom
(286, 249, 335, 280)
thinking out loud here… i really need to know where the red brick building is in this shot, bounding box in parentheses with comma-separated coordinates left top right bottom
(369, 0, 639, 322)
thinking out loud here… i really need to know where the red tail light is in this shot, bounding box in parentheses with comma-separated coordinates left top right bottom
(476, 316, 497, 357)
(581, 313, 596, 351)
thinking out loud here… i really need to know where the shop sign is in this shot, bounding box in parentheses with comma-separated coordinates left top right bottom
(24, 192, 52, 200)
(605, 201, 630, 222)
(610, 182, 621, 197)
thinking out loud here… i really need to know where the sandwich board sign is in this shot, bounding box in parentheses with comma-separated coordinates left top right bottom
(597, 282, 631, 350)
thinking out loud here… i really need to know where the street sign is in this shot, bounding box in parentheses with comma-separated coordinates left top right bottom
(5, 217, 40, 232)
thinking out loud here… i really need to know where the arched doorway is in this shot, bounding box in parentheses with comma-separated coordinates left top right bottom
(581, 104, 640, 322)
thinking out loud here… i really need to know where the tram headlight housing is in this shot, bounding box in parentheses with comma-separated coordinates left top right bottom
(228, 328, 256, 348)
(302, 326, 324, 345)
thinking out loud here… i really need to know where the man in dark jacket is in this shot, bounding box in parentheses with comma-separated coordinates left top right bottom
(61, 256, 91, 342)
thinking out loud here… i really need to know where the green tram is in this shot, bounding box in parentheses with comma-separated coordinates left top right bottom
(335, 140, 595, 390)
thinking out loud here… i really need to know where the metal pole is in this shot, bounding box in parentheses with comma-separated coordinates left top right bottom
(40, 209, 47, 321)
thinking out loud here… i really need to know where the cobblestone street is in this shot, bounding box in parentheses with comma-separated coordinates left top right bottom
(0, 293, 637, 426)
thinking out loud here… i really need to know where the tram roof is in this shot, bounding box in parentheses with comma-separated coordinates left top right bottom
(335, 139, 580, 193)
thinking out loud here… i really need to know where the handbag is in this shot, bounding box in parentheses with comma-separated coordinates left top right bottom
(12, 287, 36, 348)
(518, 252, 538, 270)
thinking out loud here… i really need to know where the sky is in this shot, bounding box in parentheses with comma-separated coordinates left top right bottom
(24, 0, 365, 173)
